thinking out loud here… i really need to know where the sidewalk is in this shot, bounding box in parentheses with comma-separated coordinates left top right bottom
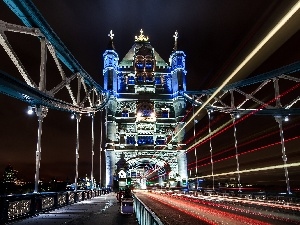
(11, 193, 139, 225)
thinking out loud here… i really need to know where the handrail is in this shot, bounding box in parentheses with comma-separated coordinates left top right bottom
(134, 194, 163, 225)
(0, 190, 102, 224)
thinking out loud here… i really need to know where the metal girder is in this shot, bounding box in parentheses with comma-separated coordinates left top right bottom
(183, 61, 300, 96)
(0, 70, 107, 113)
(1, 0, 108, 114)
(0, 29, 37, 88)
(3, 0, 103, 91)
(0, 7, 109, 113)
(181, 62, 300, 116)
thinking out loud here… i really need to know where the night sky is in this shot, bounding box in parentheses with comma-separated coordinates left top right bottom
(0, 1, 300, 187)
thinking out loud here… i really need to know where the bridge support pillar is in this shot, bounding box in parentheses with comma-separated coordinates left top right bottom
(34, 106, 47, 193)
(90, 113, 95, 189)
(177, 149, 188, 187)
(74, 114, 81, 192)
(275, 116, 291, 194)
(105, 150, 116, 189)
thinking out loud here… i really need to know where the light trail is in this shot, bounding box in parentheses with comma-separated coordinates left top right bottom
(170, 0, 300, 145)
(186, 80, 300, 154)
(138, 191, 272, 225)
(180, 105, 193, 123)
(195, 162, 300, 179)
(187, 128, 277, 168)
(145, 119, 233, 178)
(187, 118, 233, 152)
(188, 135, 300, 171)
(146, 1, 300, 178)
(187, 122, 300, 168)
(185, 114, 225, 145)
(150, 77, 300, 174)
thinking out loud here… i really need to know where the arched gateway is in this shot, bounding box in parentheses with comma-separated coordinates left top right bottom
(103, 30, 187, 189)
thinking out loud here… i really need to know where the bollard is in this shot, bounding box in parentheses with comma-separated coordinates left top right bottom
(54, 193, 58, 209)
(74, 192, 78, 203)
(29, 194, 37, 216)
(0, 198, 9, 224)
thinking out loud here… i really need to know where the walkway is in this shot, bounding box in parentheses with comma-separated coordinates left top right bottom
(10, 193, 139, 225)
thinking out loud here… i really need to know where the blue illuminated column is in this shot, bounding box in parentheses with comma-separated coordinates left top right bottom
(103, 49, 119, 92)
(103, 30, 119, 92)
(103, 31, 119, 188)
(169, 51, 187, 93)
(169, 33, 188, 186)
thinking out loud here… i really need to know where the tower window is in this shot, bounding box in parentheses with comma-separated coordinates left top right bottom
(161, 110, 169, 118)
(122, 109, 129, 117)
(136, 62, 144, 69)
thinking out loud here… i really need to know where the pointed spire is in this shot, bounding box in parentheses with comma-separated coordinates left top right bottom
(108, 30, 114, 40)
(173, 30, 178, 51)
(107, 30, 115, 50)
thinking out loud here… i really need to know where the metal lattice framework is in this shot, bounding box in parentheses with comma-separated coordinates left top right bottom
(0, 1, 108, 114)
(1, 0, 300, 194)
(1, 0, 300, 117)
(181, 61, 300, 116)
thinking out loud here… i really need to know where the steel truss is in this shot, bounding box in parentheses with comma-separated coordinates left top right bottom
(181, 61, 300, 116)
(0, 2, 108, 114)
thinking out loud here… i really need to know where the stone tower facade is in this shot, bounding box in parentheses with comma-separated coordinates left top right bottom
(103, 30, 187, 189)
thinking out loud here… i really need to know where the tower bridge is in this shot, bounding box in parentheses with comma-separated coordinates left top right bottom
(1, 0, 300, 224)
(103, 29, 188, 188)
(0, 0, 300, 191)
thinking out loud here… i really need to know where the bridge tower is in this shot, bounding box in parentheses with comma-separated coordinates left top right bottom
(103, 30, 188, 189)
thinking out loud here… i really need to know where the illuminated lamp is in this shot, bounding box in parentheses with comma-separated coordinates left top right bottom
(27, 106, 34, 115)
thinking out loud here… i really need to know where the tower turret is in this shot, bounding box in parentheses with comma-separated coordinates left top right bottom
(103, 30, 119, 92)
(169, 31, 187, 93)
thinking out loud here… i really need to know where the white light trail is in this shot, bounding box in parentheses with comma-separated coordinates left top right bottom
(195, 162, 300, 179)
(170, 1, 300, 144)
(146, 1, 300, 178)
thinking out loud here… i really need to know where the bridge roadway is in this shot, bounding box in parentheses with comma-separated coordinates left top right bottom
(10, 192, 138, 225)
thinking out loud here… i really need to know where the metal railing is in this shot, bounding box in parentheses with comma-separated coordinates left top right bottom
(134, 194, 163, 225)
(0, 190, 102, 224)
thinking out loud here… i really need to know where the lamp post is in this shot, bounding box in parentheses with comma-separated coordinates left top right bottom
(33, 105, 48, 193)
(74, 113, 81, 192)
(90, 113, 95, 189)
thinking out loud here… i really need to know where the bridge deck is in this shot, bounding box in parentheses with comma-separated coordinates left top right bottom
(10, 193, 138, 225)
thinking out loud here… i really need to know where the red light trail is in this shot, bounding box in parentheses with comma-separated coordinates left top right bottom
(188, 135, 300, 171)
(187, 121, 300, 168)
(136, 191, 278, 225)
